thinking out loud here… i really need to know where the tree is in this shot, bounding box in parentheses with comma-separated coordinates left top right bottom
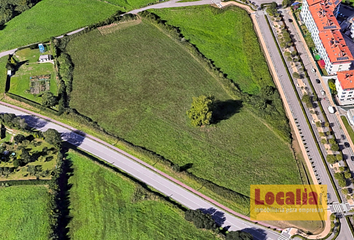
(185, 209, 217, 230)
(187, 95, 214, 127)
(316, 121, 322, 128)
(14, 134, 25, 143)
(43, 129, 62, 148)
(292, 72, 300, 79)
(321, 139, 327, 144)
(41, 92, 57, 107)
(329, 138, 337, 145)
(282, 0, 292, 7)
(266, 2, 278, 16)
(336, 153, 342, 161)
(345, 172, 352, 179)
(324, 122, 330, 128)
(334, 172, 343, 180)
(331, 144, 339, 152)
(226, 231, 254, 240)
(338, 178, 347, 187)
(305, 35, 315, 48)
(327, 154, 336, 164)
(301, 94, 312, 108)
(319, 132, 325, 137)
(328, 79, 337, 95)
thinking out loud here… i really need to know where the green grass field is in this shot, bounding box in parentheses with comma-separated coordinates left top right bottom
(8, 47, 58, 103)
(67, 19, 301, 198)
(0, 0, 154, 52)
(150, 6, 273, 94)
(67, 150, 220, 240)
(0, 185, 50, 239)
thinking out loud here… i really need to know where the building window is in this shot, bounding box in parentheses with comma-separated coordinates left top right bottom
(342, 95, 346, 98)
(349, 91, 353, 94)
(341, 99, 345, 101)
(348, 95, 352, 97)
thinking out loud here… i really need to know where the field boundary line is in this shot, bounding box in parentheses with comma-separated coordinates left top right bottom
(0, 100, 283, 232)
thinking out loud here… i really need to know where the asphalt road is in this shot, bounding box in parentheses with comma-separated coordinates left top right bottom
(0, 104, 282, 240)
(280, 9, 354, 239)
(256, 10, 338, 203)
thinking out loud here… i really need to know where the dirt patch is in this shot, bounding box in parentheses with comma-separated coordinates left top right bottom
(98, 19, 142, 35)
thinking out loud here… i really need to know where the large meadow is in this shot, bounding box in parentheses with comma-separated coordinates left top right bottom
(67, 150, 220, 240)
(67, 15, 301, 199)
(0, 186, 50, 239)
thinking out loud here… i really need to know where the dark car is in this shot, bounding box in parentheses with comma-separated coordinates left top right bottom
(316, 79, 321, 84)
(342, 134, 346, 140)
(351, 156, 354, 161)
(288, 19, 293, 22)
(344, 142, 350, 148)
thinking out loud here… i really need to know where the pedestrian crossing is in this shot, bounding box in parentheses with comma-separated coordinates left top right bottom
(329, 202, 351, 214)
(277, 228, 292, 240)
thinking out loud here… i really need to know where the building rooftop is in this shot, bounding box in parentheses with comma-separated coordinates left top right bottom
(309, 3, 340, 31)
(319, 30, 353, 63)
(337, 70, 354, 90)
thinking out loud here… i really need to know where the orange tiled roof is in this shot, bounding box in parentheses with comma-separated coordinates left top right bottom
(307, 0, 341, 9)
(337, 70, 354, 90)
(309, 3, 340, 31)
(319, 30, 353, 63)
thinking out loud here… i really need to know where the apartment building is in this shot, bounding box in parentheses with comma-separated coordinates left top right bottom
(300, 0, 353, 74)
(336, 70, 354, 105)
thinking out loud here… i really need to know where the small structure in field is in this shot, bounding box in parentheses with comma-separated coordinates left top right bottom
(39, 54, 52, 63)
(38, 43, 45, 53)
(7, 70, 11, 76)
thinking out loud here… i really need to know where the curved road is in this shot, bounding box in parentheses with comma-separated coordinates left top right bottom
(0, 103, 281, 240)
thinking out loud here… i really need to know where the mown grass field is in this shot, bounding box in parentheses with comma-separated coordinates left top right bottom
(150, 6, 273, 94)
(0, 185, 50, 239)
(0, 0, 154, 52)
(67, 19, 301, 198)
(67, 150, 220, 240)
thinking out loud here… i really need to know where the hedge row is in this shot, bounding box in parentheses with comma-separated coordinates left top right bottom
(0, 179, 49, 186)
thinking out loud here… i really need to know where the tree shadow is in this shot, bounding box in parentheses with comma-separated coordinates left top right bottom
(199, 207, 226, 226)
(14, 60, 28, 73)
(5, 75, 10, 92)
(18, 114, 48, 129)
(54, 147, 74, 240)
(0, 24, 6, 31)
(61, 130, 86, 147)
(212, 100, 242, 124)
(180, 163, 193, 172)
(241, 227, 268, 240)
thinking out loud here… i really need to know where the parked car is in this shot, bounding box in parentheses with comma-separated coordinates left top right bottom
(311, 68, 316, 72)
(316, 79, 321, 84)
(288, 19, 293, 22)
(351, 156, 354, 161)
(344, 142, 350, 148)
(328, 106, 335, 114)
(321, 90, 325, 95)
(342, 134, 346, 140)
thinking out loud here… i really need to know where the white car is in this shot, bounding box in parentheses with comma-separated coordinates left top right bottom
(321, 90, 325, 95)
(311, 68, 316, 73)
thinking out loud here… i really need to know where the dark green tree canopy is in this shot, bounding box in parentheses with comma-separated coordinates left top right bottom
(43, 129, 62, 148)
(226, 230, 253, 240)
(185, 209, 217, 230)
(42, 91, 57, 107)
(187, 95, 214, 127)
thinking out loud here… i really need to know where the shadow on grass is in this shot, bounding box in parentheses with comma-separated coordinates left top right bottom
(212, 99, 243, 124)
(0, 24, 6, 31)
(65, 143, 188, 212)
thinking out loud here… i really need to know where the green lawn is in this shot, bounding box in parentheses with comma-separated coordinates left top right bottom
(150, 6, 273, 94)
(0, 185, 50, 239)
(68, 150, 220, 240)
(9, 56, 57, 103)
(0, 0, 155, 52)
(67, 19, 301, 199)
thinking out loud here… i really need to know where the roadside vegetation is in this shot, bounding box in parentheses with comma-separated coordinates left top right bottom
(67, 150, 221, 240)
(66, 18, 301, 201)
(0, 185, 50, 239)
